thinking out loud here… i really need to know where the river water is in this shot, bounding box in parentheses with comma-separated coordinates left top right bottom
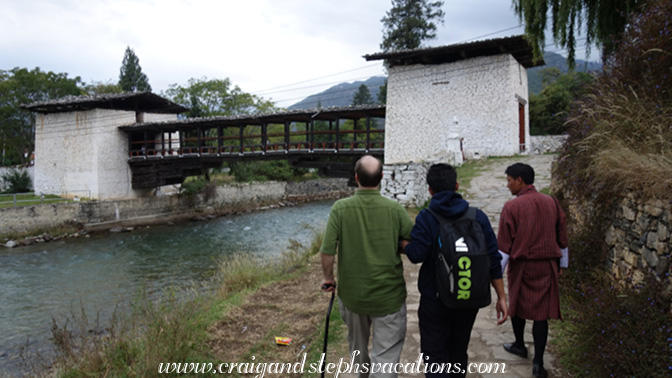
(0, 200, 334, 374)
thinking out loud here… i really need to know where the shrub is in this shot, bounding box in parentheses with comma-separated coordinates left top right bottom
(529, 68, 595, 135)
(179, 176, 208, 197)
(558, 271, 671, 377)
(230, 160, 308, 182)
(1, 169, 31, 193)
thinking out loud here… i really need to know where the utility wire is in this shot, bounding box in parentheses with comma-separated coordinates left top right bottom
(253, 63, 383, 95)
(261, 36, 595, 106)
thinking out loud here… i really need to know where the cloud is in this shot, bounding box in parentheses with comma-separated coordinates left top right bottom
(0, 0, 597, 107)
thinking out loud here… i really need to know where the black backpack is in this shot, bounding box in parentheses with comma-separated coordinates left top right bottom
(427, 207, 491, 309)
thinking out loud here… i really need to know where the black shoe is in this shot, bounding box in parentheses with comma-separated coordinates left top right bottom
(532, 363, 547, 378)
(503, 342, 528, 358)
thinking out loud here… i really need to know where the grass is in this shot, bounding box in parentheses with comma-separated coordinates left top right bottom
(454, 158, 490, 196)
(301, 303, 348, 378)
(0, 192, 74, 209)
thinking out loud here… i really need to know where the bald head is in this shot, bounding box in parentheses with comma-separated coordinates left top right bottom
(355, 155, 383, 188)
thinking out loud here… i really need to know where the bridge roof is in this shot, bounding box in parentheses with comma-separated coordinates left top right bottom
(363, 35, 543, 69)
(118, 104, 386, 132)
(21, 91, 188, 114)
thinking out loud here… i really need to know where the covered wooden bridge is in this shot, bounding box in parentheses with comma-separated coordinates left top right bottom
(118, 105, 386, 189)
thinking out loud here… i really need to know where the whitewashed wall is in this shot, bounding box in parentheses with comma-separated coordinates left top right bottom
(34, 109, 177, 200)
(384, 54, 530, 164)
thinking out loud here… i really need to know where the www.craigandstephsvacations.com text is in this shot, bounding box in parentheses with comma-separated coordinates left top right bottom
(157, 351, 507, 376)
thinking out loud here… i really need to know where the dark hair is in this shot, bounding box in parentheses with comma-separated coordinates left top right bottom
(426, 164, 457, 193)
(505, 163, 535, 185)
(354, 155, 383, 187)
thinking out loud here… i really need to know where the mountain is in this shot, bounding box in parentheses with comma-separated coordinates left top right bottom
(287, 52, 602, 109)
(527, 51, 602, 94)
(287, 76, 387, 110)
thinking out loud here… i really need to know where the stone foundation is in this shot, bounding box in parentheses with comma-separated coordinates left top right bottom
(381, 153, 461, 207)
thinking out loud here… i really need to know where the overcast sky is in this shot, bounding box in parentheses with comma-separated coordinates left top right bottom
(0, 0, 599, 107)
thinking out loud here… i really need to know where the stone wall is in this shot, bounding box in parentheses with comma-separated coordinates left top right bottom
(605, 195, 671, 286)
(285, 178, 354, 202)
(380, 152, 463, 207)
(0, 178, 350, 238)
(381, 162, 430, 207)
(530, 135, 567, 154)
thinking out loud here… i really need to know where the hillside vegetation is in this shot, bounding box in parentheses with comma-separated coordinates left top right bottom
(553, 1, 672, 376)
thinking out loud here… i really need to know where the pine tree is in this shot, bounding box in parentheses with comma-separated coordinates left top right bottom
(352, 84, 374, 106)
(118, 47, 152, 92)
(377, 80, 388, 104)
(380, 0, 445, 52)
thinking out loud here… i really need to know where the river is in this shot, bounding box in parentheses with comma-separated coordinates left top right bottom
(0, 200, 334, 375)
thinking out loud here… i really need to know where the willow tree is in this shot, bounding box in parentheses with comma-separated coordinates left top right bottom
(512, 0, 646, 67)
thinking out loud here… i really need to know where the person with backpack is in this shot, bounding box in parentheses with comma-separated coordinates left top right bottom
(498, 163, 568, 378)
(400, 163, 508, 378)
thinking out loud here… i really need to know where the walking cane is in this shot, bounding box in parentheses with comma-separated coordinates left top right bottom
(321, 283, 336, 378)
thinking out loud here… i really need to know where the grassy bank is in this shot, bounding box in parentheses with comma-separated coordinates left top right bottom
(0, 193, 74, 209)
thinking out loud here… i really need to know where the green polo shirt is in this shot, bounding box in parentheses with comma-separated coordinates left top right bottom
(320, 189, 413, 315)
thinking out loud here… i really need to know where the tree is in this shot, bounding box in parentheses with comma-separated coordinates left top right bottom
(0, 67, 82, 166)
(512, 0, 646, 68)
(162, 77, 278, 157)
(118, 47, 151, 92)
(352, 84, 374, 106)
(380, 0, 445, 52)
(162, 77, 276, 118)
(1, 169, 31, 193)
(377, 79, 388, 104)
(529, 67, 594, 135)
(83, 80, 123, 96)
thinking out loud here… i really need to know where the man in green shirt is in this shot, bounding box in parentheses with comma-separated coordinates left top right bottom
(321, 155, 414, 377)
